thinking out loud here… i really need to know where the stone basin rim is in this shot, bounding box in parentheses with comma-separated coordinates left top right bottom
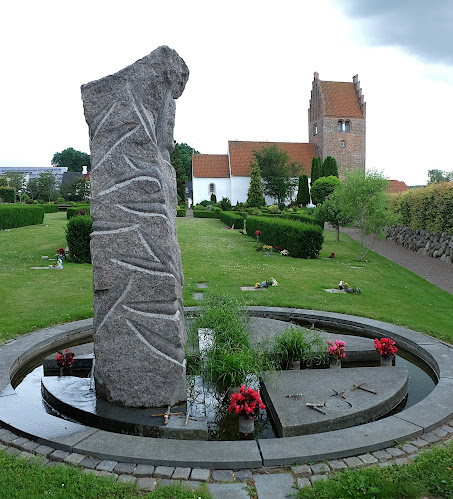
(1, 307, 452, 469)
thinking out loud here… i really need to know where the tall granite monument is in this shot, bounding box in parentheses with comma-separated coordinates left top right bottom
(81, 46, 189, 407)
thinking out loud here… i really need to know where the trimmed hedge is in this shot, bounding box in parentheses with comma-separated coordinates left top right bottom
(393, 182, 453, 234)
(0, 205, 44, 229)
(42, 203, 59, 213)
(281, 212, 324, 228)
(219, 211, 245, 229)
(65, 215, 93, 263)
(0, 186, 15, 203)
(246, 216, 324, 258)
(177, 208, 187, 217)
(67, 205, 91, 219)
(193, 210, 220, 219)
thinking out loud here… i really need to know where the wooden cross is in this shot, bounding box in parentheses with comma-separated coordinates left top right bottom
(151, 405, 183, 425)
(331, 389, 346, 399)
(286, 393, 304, 400)
(352, 383, 377, 394)
(306, 403, 327, 415)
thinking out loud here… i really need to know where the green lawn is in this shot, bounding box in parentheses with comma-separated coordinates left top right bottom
(1, 212, 452, 343)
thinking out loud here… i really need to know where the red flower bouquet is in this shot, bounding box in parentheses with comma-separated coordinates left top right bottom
(228, 385, 266, 419)
(328, 339, 346, 359)
(374, 338, 398, 358)
(56, 348, 75, 368)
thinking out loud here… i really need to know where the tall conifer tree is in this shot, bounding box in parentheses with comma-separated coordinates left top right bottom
(246, 161, 266, 207)
(296, 175, 310, 206)
(311, 157, 321, 184)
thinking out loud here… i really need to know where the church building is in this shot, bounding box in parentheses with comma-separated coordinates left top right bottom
(192, 73, 366, 206)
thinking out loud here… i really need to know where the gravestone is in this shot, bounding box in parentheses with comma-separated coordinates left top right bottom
(81, 46, 189, 407)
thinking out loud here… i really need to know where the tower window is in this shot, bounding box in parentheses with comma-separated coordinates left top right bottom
(340, 141, 345, 148)
(337, 120, 343, 132)
(313, 124, 318, 136)
(345, 121, 350, 132)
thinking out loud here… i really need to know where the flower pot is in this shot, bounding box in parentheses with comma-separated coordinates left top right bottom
(330, 357, 342, 369)
(265, 250, 269, 256)
(287, 360, 301, 370)
(238, 415, 254, 435)
(380, 355, 394, 367)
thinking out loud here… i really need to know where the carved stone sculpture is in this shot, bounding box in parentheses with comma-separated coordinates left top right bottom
(81, 46, 189, 407)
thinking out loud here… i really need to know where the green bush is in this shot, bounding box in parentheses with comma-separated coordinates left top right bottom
(66, 205, 90, 219)
(268, 204, 279, 214)
(219, 197, 232, 211)
(65, 215, 93, 263)
(281, 211, 324, 228)
(0, 186, 15, 203)
(246, 216, 324, 258)
(219, 211, 245, 229)
(0, 205, 44, 229)
(42, 203, 59, 213)
(193, 210, 220, 219)
(177, 207, 186, 217)
(310, 175, 342, 205)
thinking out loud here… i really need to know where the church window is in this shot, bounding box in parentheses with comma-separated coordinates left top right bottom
(340, 140, 345, 148)
(313, 124, 318, 136)
(345, 121, 350, 132)
(337, 120, 343, 132)
(209, 183, 215, 194)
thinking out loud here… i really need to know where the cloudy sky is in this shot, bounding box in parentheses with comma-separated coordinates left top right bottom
(1, 0, 452, 186)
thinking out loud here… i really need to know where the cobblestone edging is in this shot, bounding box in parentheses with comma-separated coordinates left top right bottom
(386, 225, 453, 264)
(1, 421, 452, 495)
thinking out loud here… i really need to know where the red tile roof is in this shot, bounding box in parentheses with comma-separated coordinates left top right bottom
(388, 180, 409, 194)
(192, 154, 229, 178)
(228, 141, 317, 177)
(320, 81, 363, 118)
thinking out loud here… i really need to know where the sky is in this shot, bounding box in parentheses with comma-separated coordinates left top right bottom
(1, 0, 452, 186)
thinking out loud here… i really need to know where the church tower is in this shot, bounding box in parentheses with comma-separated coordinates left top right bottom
(308, 72, 366, 176)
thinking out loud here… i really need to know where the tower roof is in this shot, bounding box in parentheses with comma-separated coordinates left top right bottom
(320, 81, 364, 118)
(192, 154, 229, 178)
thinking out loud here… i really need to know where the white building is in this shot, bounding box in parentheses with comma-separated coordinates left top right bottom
(0, 166, 68, 185)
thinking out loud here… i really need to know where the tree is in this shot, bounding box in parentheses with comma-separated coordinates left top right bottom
(310, 157, 321, 185)
(171, 150, 187, 203)
(295, 175, 310, 206)
(427, 169, 453, 184)
(36, 171, 57, 202)
(253, 144, 298, 205)
(340, 169, 394, 261)
(4, 172, 26, 195)
(315, 184, 352, 242)
(321, 156, 339, 178)
(170, 142, 200, 181)
(310, 176, 342, 205)
(60, 176, 90, 202)
(26, 178, 39, 200)
(246, 161, 266, 207)
(52, 147, 91, 172)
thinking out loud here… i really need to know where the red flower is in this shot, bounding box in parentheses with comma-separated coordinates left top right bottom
(56, 348, 75, 368)
(228, 385, 266, 417)
(374, 338, 398, 358)
(255, 230, 261, 235)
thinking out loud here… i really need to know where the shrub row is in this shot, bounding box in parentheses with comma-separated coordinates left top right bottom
(67, 205, 91, 219)
(281, 211, 324, 228)
(193, 209, 220, 219)
(219, 211, 245, 229)
(65, 215, 93, 263)
(177, 207, 186, 217)
(42, 203, 59, 213)
(246, 216, 324, 258)
(0, 186, 15, 203)
(0, 205, 44, 229)
(392, 182, 453, 234)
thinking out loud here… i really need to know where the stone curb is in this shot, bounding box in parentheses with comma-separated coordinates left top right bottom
(0, 310, 453, 471)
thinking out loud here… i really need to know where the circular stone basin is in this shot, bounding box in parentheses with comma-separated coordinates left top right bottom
(261, 367, 409, 437)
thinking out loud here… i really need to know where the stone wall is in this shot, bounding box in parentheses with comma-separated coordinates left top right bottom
(386, 226, 453, 264)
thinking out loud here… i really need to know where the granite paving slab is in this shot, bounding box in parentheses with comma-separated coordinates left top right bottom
(253, 472, 296, 499)
(208, 483, 250, 498)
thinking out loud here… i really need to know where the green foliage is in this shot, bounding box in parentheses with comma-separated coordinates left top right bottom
(170, 142, 200, 181)
(210, 193, 217, 203)
(219, 211, 245, 229)
(65, 215, 93, 263)
(4, 172, 26, 193)
(271, 326, 327, 366)
(246, 216, 324, 258)
(52, 147, 91, 172)
(315, 183, 352, 242)
(219, 197, 232, 211)
(0, 186, 16, 203)
(428, 168, 453, 184)
(310, 176, 342, 205)
(393, 182, 453, 234)
(268, 204, 279, 214)
(59, 176, 90, 202)
(171, 143, 187, 202)
(193, 209, 220, 218)
(42, 203, 59, 213)
(67, 205, 91, 219)
(176, 207, 187, 217)
(246, 161, 266, 207)
(321, 155, 339, 177)
(253, 144, 298, 204)
(310, 157, 322, 184)
(0, 176, 8, 187)
(35, 171, 57, 202)
(0, 205, 44, 229)
(26, 177, 39, 200)
(280, 211, 324, 228)
(296, 175, 310, 206)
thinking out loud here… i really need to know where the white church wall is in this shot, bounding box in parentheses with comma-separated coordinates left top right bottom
(192, 177, 231, 205)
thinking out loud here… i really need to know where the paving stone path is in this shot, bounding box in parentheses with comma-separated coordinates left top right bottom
(1, 420, 452, 498)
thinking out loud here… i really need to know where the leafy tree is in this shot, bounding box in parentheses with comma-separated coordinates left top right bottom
(170, 142, 200, 181)
(0, 176, 8, 187)
(60, 176, 90, 202)
(253, 144, 298, 205)
(246, 161, 266, 207)
(171, 149, 187, 203)
(428, 169, 453, 184)
(26, 178, 39, 200)
(52, 147, 91, 172)
(295, 175, 310, 207)
(36, 171, 57, 202)
(315, 184, 352, 242)
(310, 157, 321, 184)
(311, 176, 342, 205)
(341, 169, 394, 261)
(4, 172, 26, 194)
(321, 156, 339, 177)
